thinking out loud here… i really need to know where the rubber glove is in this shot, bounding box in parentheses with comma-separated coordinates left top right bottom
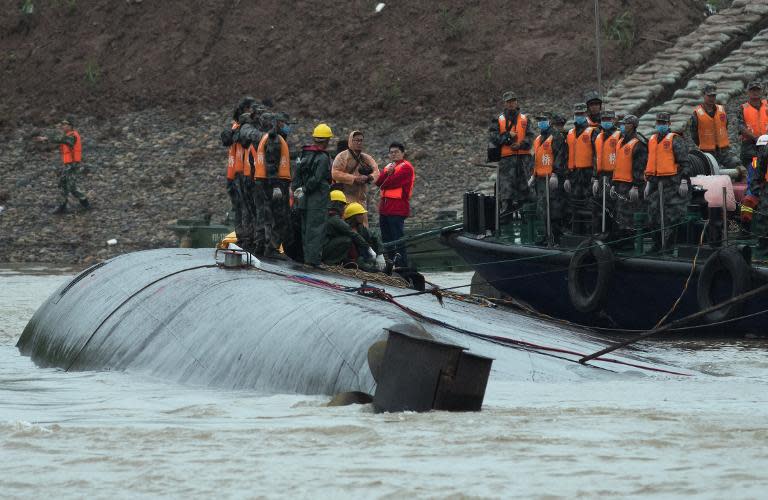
(679, 179, 689, 197)
(643, 182, 650, 199)
(375, 254, 386, 271)
(272, 187, 283, 200)
(367, 247, 376, 259)
(527, 175, 535, 188)
(629, 186, 639, 203)
(549, 174, 558, 192)
(563, 179, 572, 193)
(609, 185, 618, 200)
(293, 187, 304, 199)
(592, 178, 599, 196)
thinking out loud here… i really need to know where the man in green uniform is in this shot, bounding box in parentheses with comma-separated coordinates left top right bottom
(321, 192, 376, 267)
(34, 119, 91, 214)
(527, 113, 567, 243)
(645, 112, 691, 250)
(292, 123, 334, 267)
(610, 114, 648, 233)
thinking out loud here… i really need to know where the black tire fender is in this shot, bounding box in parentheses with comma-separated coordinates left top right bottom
(568, 239, 615, 313)
(696, 248, 752, 323)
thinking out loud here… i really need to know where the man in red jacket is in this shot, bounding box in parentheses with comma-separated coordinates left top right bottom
(375, 142, 415, 267)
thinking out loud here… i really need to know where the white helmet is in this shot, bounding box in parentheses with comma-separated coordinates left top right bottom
(757, 135, 768, 147)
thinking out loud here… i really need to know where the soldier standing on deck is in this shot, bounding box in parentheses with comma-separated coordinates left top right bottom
(488, 91, 534, 222)
(584, 90, 603, 127)
(248, 112, 293, 257)
(738, 81, 768, 193)
(610, 115, 648, 233)
(645, 112, 691, 251)
(527, 113, 567, 242)
(563, 103, 599, 233)
(34, 119, 91, 214)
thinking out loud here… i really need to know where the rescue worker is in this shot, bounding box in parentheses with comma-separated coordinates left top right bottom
(322, 192, 376, 268)
(222, 107, 252, 241)
(610, 114, 649, 233)
(248, 112, 292, 257)
(563, 103, 599, 234)
(344, 203, 384, 256)
(584, 90, 603, 127)
(690, 84, 741, 171)
(375, 141, 415, 267)
(593, 110, 621, 234)
(746, 134, 768, 237)
(645, 112, 691, 250)
(34, 119, 91, 214)
(331, 130, 380, 225)
(292, 123, 334, 267)
(488, 91, 534, 222)
(527, 113, 567, 242)
(235, 112, 260, 251)
(738, 81, 768, 194)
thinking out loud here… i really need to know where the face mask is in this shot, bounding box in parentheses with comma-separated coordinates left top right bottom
(574, 116, 587, 126)
(601, 121, 614, 130)
(619, 125, 626, 135)
(538, 120, 550, 131)
(281, 124, 292, 136)
(656, 124, 670, 135)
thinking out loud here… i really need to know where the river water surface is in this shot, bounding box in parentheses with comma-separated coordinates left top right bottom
(1, 266, 767, 499)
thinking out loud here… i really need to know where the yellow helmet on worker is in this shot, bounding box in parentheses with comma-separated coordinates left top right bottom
(330, 190, 347, 203)
(343, 202, 367, 220)
(312, 123, 334, 139)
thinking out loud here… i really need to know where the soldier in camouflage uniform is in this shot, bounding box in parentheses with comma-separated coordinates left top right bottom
(488, 91, 534, 222)
(34, 119, 91, 214)
(251, 112, 293, 258)
(610, 115, 648, 233)
(645, 112, 691, 250)
(563, 103, 600, 234)
(747, 135, 768, 238)
(527, 113, 567, 243)
(690, 84, 741, 171)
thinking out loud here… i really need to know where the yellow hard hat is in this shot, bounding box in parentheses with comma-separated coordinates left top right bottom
(343, 202, 367, 220)
(330, 190, 347, 203)
(312, 123, 334, 139)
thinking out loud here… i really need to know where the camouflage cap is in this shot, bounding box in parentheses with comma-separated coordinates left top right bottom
(274, 111, 290, 122)
(59, 118, 73, 126)
(551, 114, 566, 125)
(621, 114, 639, 126)
(703, 84, 717, 95)
(655, 112, 671, 123)
(600, 110, 616, 120)
(748, 80, 763, 90)
(251, 104, 268, 116)
(534, 112, 550, 120)
(238, 112, 252, 123)
(573, 103, 588, 113)
(584, 90, 602, 104)
(502, 91, 517, 102)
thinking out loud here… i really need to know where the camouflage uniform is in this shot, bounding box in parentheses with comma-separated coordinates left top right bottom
(689, 100, 741, 170)
(737, 84, 766, 194)
(322, 210, 372, 265)
(532, 125, 567, 241)
(612, 130, 649, 231)
(253, 132, 292, 256)
(489, 109, 534, 219)
(749, 146, 768, 236)
(562, 120, 599, 234)
(49, 131, 89, 210)
(646, 132, 691, 246)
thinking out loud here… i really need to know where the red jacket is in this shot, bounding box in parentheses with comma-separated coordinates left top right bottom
(375, 159, 414, 217)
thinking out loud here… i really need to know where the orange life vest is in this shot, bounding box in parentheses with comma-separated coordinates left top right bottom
(381, 161, 415, 200)
(694, 104, 729, 150)
(595, 130, 621, 174)
(226, 122, 240, 181)
(741, 100, 768, 140)
(60, 130, 82, 164)
(498, 113, 531, 156)
(645, 132, 680, 177)
(613, 137, 639, 183)
(250, 134, 291, 180)
(567, 127, 596, 170)
(533, 135, 555, 176)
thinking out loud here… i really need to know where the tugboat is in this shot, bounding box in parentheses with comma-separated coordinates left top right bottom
(443, 152, 768, 337)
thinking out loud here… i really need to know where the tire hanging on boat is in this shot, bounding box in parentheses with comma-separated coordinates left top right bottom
(696, 247, 752, 323)
(567, 239, 615, 313)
